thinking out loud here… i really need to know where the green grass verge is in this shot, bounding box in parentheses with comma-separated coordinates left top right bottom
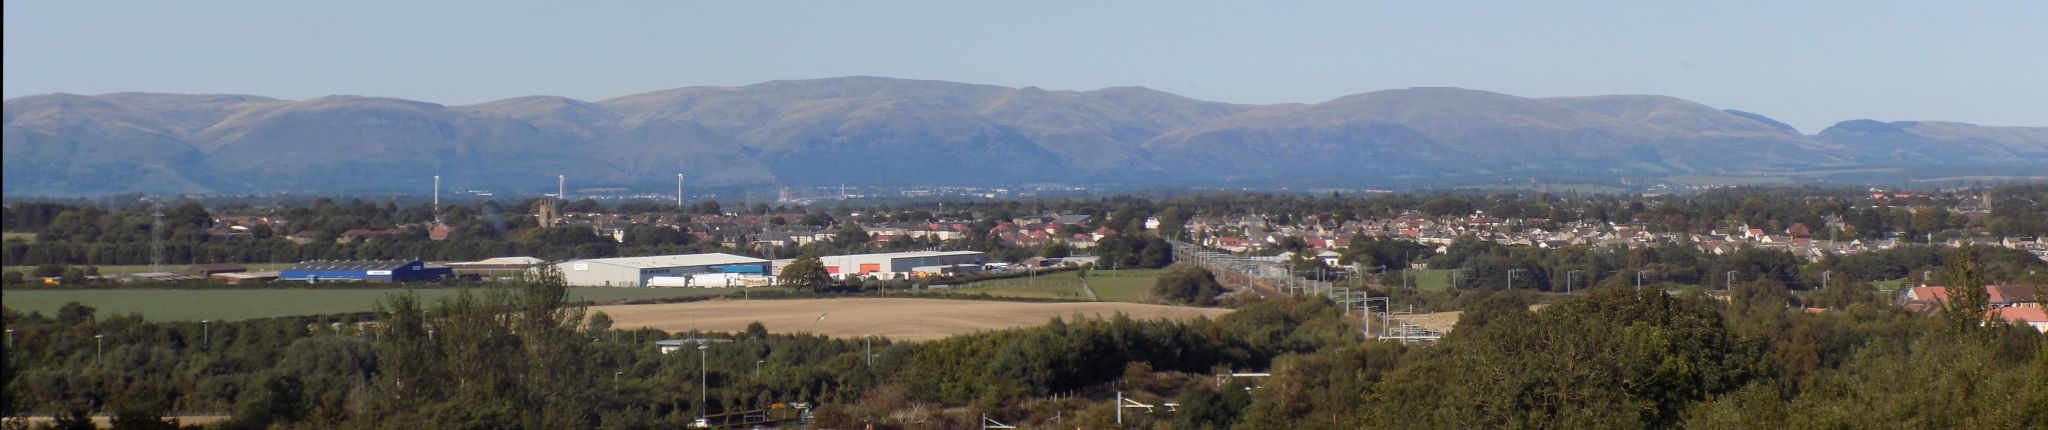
(0, 286, 754, 321)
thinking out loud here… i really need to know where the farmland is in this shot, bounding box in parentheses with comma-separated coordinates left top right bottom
(939, 268, 1165, 302)
(0, 286, 759, 321)
(588, 297, 1233, 342)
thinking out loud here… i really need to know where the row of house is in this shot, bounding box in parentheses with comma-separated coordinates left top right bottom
(1900, 285, 2048, 332)
(1186, 211, 2048, 263)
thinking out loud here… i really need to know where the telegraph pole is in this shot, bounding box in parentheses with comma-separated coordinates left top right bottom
(151, 209, 165, 272)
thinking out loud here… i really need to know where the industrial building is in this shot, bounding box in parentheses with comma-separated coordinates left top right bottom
(445, 256, 546, 281)
(555, 253, 771, 287)
(279, 260, 453, 283)
(781, 251, 987, 278)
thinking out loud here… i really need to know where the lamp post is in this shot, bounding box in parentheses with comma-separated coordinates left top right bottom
(1725, 271, 1739, 291)
(201, 320, 210, 349)
(698, 344, 709, 421)
(614, 371, 622, 394)
(1821, 270, 1833, 290)
(1507, 269, 1528, 290)
(1635, 270, 1653, 292)
(755, 360, 764, 377)
(1566, 270, 1584, 294)
(95, 334, 104, 364)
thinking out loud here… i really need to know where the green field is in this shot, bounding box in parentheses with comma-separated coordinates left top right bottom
(942, 268, 1164, 303)
(1871, 278, 1908, 294)
(3, 263, 297, 275)
(0, 287, 760, 321)
(1407, 269, 1453, 291)
(1083, 268, 1164, 302)
(1, 232, 34, 243)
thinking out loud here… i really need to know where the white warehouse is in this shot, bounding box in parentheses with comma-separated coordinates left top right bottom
(777, 250, 986, 278)
(554, 253, 771, 287)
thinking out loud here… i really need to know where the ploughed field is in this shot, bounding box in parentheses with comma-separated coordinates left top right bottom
(588, 297, 1233, 342)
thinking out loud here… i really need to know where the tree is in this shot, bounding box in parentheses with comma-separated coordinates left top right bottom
(1941, 251, 1991, 335)
(1421, 197, 1474, 217)
(781, 254, 833, 292)
(1156, 206, 1189, 240)
(1151, 264, 1225, 306)
(58, 267, 86, 285)
(1039, 241, 1072, 259)
(694, 200, 723, 215)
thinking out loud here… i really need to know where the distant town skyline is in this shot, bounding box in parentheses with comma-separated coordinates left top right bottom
(6, 1, 2044, 133)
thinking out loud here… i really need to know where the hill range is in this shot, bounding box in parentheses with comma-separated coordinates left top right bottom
(6, 76, 2044, 196)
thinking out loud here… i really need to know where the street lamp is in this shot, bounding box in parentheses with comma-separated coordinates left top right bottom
(614, 371, 623, 394)
(201, 320, 210, 349)
(1725, 271, 1739, 291)
(1821, 270, 1833, 290)
(698, 344, 710, 421)
(1635, 270, 1653, 292)
(755, 360, 765, 377)
(1566, 270, 1584, 294)
(95, 334, 104, 364)
(1507, 269, 1529, 290)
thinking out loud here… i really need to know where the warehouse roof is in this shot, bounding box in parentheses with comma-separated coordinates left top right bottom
(449, 256, 546, 267)
(821, 250, 985, 260)
(566, 253, 768, 269)
(285, 260, 418, 271)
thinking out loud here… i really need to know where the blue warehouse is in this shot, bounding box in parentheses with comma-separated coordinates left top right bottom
(280, 259, 453, 283)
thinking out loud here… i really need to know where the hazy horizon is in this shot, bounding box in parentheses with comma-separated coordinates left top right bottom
(8, 1, 2046, 133)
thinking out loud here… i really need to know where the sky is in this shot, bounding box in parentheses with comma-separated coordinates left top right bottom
(5, 1, 2044, 133)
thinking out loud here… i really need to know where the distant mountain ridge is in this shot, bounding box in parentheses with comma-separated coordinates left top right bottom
(5, 76, 2044, 196)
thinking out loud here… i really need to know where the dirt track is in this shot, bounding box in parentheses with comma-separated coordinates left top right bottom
(589, 298, 1233, 342)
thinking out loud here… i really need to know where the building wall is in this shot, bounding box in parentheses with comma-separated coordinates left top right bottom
(817, 252, 987, 277)
(886, 254, 986, 272)
(556, 261, 770, 287)
(558, 261, 649, 287)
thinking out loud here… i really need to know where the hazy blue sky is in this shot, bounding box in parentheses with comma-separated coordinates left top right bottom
(6, 1, 2043, 132)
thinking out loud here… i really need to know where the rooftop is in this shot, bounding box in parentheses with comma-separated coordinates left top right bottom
(822, 250, 986, 260)
(567, 253, 768, 269)
(285, 260, 418, 271)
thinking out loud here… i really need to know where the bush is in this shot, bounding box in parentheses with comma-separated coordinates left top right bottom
(1151, 264, 1225, 306)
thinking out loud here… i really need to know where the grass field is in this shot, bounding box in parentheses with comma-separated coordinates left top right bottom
(2, 263, 297, 275)
(2, 232, 35, 243)
(1, 287, 761, 321)
(1407, 269, 1453, 291)
(1871, 278, 1908, 294)
(590, 298, 1233, 342)
(1084, 268, 1164, 302)
(941, 268, 1164, 303)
